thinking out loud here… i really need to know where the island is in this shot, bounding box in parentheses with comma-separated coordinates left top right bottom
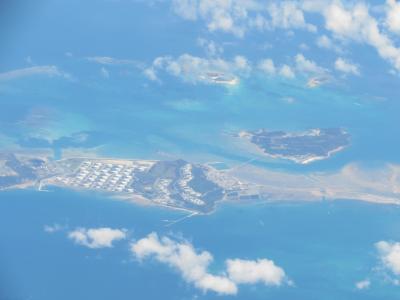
(239, 128, 350, 164)
(200, 72, 239, 86)
(1, 151, 399, 214)
(307, 76, 329, 88)
(0, 153, 232, 214)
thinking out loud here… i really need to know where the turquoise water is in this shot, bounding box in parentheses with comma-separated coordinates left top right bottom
(2, 73, 399, 173)
(1, 189, 400, 300)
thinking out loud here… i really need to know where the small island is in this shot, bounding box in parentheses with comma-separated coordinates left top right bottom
(200, 72, 239, 86)
(239, 128, 350, 164)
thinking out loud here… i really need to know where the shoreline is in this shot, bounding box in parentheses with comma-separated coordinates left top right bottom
(2, 185, 399, 215)
(1, 153, 399, 215)
(238, 130, 349, 165)
(6, 180, 400, 214)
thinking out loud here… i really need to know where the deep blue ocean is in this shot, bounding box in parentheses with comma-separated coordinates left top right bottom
(1, 189, 400, 300)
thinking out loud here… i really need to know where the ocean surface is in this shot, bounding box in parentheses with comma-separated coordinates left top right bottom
(1, 1, 400, 299)
(2, 1, 400, 173)
(2, 73, 400, 173)
(1, 188, 400, 300)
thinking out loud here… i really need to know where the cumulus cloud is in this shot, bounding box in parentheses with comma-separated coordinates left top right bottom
(258, 58, 296, 79)
(295, 53, 326, 76)
(172, 0, 198, 20)
(143, 68, 159, 81)
(68, 227, 127, 249)
(144, 53, 250, 84)
(279, 64, 296, 78)
(301, 0, 332, 13)
(267, 1, 317, 32)
(147, 52, 331, 83)
(226, 258, 286, 286)
(376, 241, 400, 276)
(355, 279, 371, 290)
(197, 38, 223, 57)
(172, 0, 317, 37)
(0, 66, 70, 81)
(258, 54, 331, 82)
(132, 232, 237, 295)
(147, 52, 330, 83)
(131, 232, 288, 295)
(170, 1, 400, 71)
(316, 34, 344, 54)
(317, 35, 333, 49)
(172, 0, 260, 37)
(323, 1, 400, 70)
(234, 55, 250, 71)
(334, 58, 360, 75)
(386, 0, 400, 35)
(258, 58, 276, 75)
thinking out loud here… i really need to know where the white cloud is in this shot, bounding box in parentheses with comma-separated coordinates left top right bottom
(258, 58, 276, 75)
(316, 34, 344, 53)
(323, 1, 400, 70)
(143, 67, 159, 81)
(171, 0, 400, 71)
(144, 53, 249, 84)
(148, 52, 330, 83)
(279, 64, 295, 78)
(258, 59, 295, 79)
(376, 241, 400, 276)
(301, 0, 332, 13)
(68, 227, 127, 249)
(226, 258, 286, 286)
(172, 0, 316, 37)
(234, 55, 251, 72)
(335, 58, 360, 75)
(131, 232, 237, 295)
(355, 279, 371, 290)
(197, 38, 223, 57)
(131, 232, 289, 295)
(295, 53, 326, 75)
(259, 54, 328, 80)
(0, 66, 70, 81)
(324, 2, 359, 38)
(267, 1, 317, 32)
(172, 0, 261, 37)
(316, 34, 333, 49)
(172, 0, 198, 20)
(248, 13, 269, 31)
(386, 0, 400, 35)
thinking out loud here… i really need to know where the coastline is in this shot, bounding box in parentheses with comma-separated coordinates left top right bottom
(1, 180, 399, 218)
(237, 130, 349, 165)
(1, 153, 399, 215)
